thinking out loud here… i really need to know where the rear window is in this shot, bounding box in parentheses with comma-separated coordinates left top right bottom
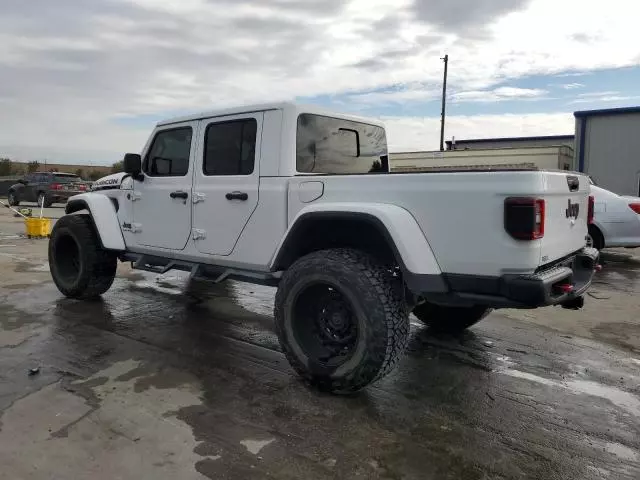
(53, 174, 80, 183)
(296, 114, 388, 174)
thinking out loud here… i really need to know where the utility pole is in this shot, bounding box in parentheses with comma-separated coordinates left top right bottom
(439, 54, 449, 152)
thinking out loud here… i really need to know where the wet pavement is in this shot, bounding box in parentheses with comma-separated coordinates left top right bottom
(1, 213, 640, 479)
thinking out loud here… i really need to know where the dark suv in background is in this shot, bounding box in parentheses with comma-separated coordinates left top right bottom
(7, 172, 91, 208)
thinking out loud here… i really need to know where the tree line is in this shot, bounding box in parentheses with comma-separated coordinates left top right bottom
(0, 158, 124, 181)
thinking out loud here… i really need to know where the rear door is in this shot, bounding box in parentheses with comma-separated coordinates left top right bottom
(191, 112, 263, 256)
(539, 172, 590, 264)
(26, 174, 44, 202)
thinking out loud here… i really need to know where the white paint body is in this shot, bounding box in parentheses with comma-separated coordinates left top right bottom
(75, 102, 591, 281)
(591, 185, 640, 248)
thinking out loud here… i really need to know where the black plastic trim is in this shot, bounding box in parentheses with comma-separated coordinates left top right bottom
(272, 211, 449, 294)
(424, 248, 599, 308)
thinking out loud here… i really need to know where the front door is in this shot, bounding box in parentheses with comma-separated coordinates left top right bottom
(192, 113, 263, 256)
(132, 121, 197, 250)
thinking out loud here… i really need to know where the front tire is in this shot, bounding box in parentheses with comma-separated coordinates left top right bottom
(49, 215, 117, 299)
(7, 191, 19, 206)
(413, 302, 490, 334)
(274, 248, 410, 394)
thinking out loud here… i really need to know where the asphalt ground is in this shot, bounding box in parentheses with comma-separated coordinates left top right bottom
(0, 207, 639, 480)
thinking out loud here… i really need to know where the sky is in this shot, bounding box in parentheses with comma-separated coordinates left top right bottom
(1, 0, 640, 164)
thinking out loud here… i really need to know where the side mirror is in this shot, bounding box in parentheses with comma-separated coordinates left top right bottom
(123, 153, 142, 178)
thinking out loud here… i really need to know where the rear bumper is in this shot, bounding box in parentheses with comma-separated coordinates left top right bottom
(411, 247, 600, 309)
(499, 247, 599, 307)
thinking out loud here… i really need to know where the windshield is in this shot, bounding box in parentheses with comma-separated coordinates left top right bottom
(296, 114, 388, 174)
(53, 174, 81, 183)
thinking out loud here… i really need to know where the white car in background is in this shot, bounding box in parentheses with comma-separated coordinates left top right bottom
(588, 183, 640, 250)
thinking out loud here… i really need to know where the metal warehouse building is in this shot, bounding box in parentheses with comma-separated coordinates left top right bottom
(446, 135, 574, 151)
(575, 106, 640, 197)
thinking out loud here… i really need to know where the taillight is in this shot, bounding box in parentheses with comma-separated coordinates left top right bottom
(588, 195, 595, 224)
(78, 184, 87, 191)
(504, 197, 545, 240)
(50, 183, 62, 190)
(629, 203, 640, 214)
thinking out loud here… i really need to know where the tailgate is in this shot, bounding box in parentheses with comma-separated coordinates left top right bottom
(540, 172, 590, 265)
(66, 182, 90, 192)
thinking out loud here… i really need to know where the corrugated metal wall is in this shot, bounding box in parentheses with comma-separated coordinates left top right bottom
(579, 113, 640, 196)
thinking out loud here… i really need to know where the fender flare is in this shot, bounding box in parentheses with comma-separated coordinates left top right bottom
(65, 193, 125, 251)
(271, 203, 443, 280)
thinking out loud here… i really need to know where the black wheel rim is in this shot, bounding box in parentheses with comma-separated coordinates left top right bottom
(291, 282, 359, 367)
(54, 234, 81, 283)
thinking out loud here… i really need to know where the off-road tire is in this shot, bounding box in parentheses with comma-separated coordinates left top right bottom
(274, 248, 410, 394)
(7, 191, 19, 206)
(49, 214, 117, 299)
(412, 302, 490, 333)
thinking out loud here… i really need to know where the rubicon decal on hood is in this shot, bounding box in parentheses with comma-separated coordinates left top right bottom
(91, 173, 128, 190)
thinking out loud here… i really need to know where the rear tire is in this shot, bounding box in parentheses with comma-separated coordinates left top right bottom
(587, 225, 604, 251)
(413, 302, 490, 334)
(7, 191, 19, 206)
(274, 248, 409, 394)
(37, 191, 53, 208)
(49, 214, 117, 299)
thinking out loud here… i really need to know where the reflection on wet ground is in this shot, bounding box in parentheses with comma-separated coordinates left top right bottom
(596, 250, 640, 294)
(1, 258, 639, 479)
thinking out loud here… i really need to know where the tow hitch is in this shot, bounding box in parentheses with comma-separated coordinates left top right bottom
(559, 262, 602, 310)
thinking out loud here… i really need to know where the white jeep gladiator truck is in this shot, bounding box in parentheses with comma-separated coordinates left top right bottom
(48, 102, 599, 394)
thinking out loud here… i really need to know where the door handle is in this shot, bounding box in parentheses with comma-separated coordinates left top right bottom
(226, 191, 248, 201)
(170, 191, 189, 199)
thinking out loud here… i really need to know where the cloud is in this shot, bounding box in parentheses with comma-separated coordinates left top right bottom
(560, 83, 585, 90)
(0, 0, 639, 162)
(348, 87, 441, 106)
(452, 87, 547, 103)
(385, 112, 574, 152)
(411, 0, 533, 37)
(568, 91, 640, 105)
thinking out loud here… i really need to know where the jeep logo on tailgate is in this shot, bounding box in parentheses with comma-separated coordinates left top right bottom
(566, 199, 580, 219)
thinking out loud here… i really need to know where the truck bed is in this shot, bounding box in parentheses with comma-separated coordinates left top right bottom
(286, 169, 591, 279)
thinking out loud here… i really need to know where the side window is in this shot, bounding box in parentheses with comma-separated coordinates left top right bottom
(203, 119, 257, 176)
(143, 127, 192, 177)
(296, 114, 388, 174)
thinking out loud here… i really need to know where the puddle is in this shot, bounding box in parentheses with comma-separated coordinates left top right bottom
(500, 369, 559, 388)
(603, 441, 639, 461)
(229, 283, 275, 317)
(0, 252, 29, 261)
(240, 438, 275, 455)
(565, 380, 640, 417)
(30, 263, 50, 272)
(131, 272, 188, 296)
(499, 369, 640, 416)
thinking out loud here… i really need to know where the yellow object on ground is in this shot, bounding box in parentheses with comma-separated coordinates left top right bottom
(25, 217, 51, 238)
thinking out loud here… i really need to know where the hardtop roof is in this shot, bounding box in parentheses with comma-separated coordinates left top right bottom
(157, 101, 385, 128)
